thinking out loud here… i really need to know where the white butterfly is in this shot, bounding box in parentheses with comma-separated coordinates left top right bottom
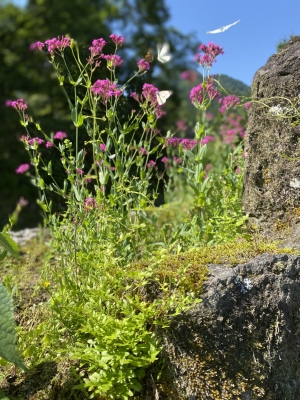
(156, 91, 172, 105)
(157, 42, 172, 63)
(207, 19, 240, 34)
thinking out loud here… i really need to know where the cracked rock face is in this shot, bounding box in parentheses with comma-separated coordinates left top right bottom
(161, 253, 300, 400)
(243, 36, 300, 233)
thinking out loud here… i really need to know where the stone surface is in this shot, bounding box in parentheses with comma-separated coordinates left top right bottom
(243, 36, 300, 233)
(161, 253, 300, 400)
(9, 228, 50, 246)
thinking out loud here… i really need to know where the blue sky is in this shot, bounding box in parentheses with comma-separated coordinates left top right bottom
(165, 0, 299, 86)
(10, 0, 299, 86)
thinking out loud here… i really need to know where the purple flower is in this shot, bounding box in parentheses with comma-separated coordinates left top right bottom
(44, 36, 71, 55)
(9, 98, 27, 111)
(173, 156, 182, 164)
(139, 147, 147, 155)
(89, 38, 106, 57)
(130, 92, 140, 102)
(180, 70, 198, 83)
(176, 120, 188, 131)
(110, 34, 125, 46)
(201, 135, 215, 145)
(161, 156, 169, 164)
(100, 143, 106, 152)
(190, 77, 220, 106)
(137, 59, 150, 72)
(77, 168, 84, 175)
(147, 160, 156, 168)
(27, 137, 44, 146)
(16, 163, 30, 174)
(54, 131, 67, 140)
(30, 41, 44, 51)
(181, 139, 198, 150)
(91, 79, 123, 101)
(218, 95, 240, 113)
(46, 141, 54, 148)
(102, 54, 123, 67)
(84, 197, 98, 211)
(196, 42, 224, 68)
(245, 101, 251, 110)
(142, 83, 159, 106)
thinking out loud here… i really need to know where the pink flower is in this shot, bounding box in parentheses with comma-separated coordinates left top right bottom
(110, 166, 116, 171)
(77, 168, 84, 175)
(27, 137, 44, 146)
(173, 156, 182, 164)
(137, 59, 150, 72)
(102, 54, 123, 67)
(30, 41, 44, 51)
(84, 197, 98, 211)
(44, 36, 71, 55)
(139, 147, 147, 155)
(190, 77, 220, 106)
(161, 156, 169, 164)
(130, 92, 140, 102)
(46, 141, 53, 148)
(218, 95, 240, 113)
(245, 101, 251, 110)
(91, 79, 123, 101)
(17, 196, 29, 207)
(141, 83, 159, 106)
(85, 177, 92, 184)
(201, 135, 215, 145)
(54, 131, 67, 140)
(180, 70, 198, 83)
(110, 34, 125, 46)
(181, 138, 198, 150)
(167, 137, 182, 147)
(15, 163, 30, 174)
(9, 98, 27, 111)
(89, 38, 106, 57)
(176, 120, 188, 131)
(196, 42, 224, 68)
(100, 143, 106, 152)
(147, 160, 156, 168)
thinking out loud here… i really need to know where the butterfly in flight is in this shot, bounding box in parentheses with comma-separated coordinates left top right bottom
(144, 50, 153, 63)
(156, 90, 172, 105)
(207, 19, 240, 34)
(157, 42, 172, 63)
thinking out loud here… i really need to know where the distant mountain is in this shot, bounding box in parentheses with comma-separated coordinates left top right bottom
(215, 74, 251, 97)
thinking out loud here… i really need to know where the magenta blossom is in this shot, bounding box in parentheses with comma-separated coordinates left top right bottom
(44, 36, 71, 55)
(8, 98, 27, 111)
(54, 131, 67, 140)
(176, 120, 188, 131)
(91, 79, 123, 101)
(137, 59, 150, 72)
(84, 197, 98, 211)
(147, 160, 156, 168)
(180, 70, 198, 83)
(181, 138, 198, 150)
(102, 54, 123, 67)
(27, 137, 44, 146)
(46, 141, 53, 148)
(196, 42, 224, 68)
(190, 77, 220, 107)
(201, 135, 215, 145)
(77, 168, 84, 175)
(30, 41, 44, 51)
(173, 156, 182, 164)
(16, 163, 30, 174)
(89, 38, 106, 57)
(218, 95, 240, 113)
(161, 156, 169, 164)
(245, 101, 251, 110)
(110, 34, 125, 46)
(100, 143, 106, 152)
(141, 83, 159, 106)
(139, 147, 147, 155)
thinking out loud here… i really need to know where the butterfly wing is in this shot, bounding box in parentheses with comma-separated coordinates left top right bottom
(207, 19, 240, 34)
(156, 90, 172, 105)
(157, 42, 172, 63)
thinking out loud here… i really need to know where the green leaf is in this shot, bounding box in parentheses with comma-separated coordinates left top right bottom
(0, 389, 10, 399)
(0, 233, 19, 260)
(0, 284, 28, 371)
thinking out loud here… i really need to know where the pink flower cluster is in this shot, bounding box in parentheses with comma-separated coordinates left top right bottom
(31, 36, 71, 55)
(180, 70, 199, 83)
(6, 98, 27, 111)
(91, 79, 123, 101)
(218, 95, 240, 113)
(84, 197, 98, 212)
(27, 137, 45, 146)
(15, 163, 30, 174)
(137, 59, 150, 72)
(89, 38, 107, 57)
(167, 137, 198, 150)
(196, 42, 224, 68)
(147, 160, 156, 169)
(201, 135, 215, 145)
(190, 77, 220, 106)
(102, 54, 123, 67)
(220, 114, 246, 144)
(131, 83, 166, 119)
(110, 34, 125, 47)
(54, 131, 68, 140)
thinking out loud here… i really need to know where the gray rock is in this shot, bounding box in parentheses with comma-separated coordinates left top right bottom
(161, 253, 300, 399)
(9, 228, 50, 246)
